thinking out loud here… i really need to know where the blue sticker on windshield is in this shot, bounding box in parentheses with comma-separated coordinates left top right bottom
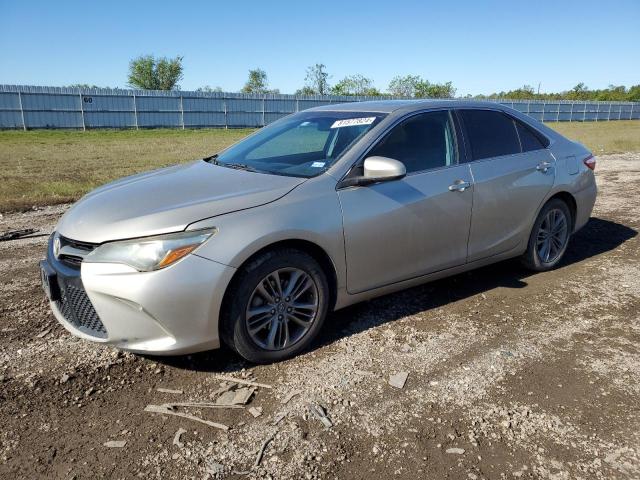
(311, 161, 326, 168)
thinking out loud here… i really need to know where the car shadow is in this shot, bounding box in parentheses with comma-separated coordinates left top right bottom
(155, 217, 636, 372)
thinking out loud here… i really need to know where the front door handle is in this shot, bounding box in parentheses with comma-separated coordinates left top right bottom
(448, 180, 471, 192)
(536, 161, 552, 173)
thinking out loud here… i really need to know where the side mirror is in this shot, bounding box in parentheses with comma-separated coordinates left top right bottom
(338, 156, 406, 188)
(363, 156, 406, 181)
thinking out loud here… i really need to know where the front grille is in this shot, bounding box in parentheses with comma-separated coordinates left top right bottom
(57, 236, 97, 268)
(57, 283, 107, 338)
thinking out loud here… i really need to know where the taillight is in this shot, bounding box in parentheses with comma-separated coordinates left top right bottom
(583, 154, 596, 171)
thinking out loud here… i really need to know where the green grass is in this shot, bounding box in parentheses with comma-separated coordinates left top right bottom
(0, 120, 638, 212)
(547, 120, 640, 155)
(0, 128, 255, 211)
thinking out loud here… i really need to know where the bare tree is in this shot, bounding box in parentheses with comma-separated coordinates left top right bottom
(304, 64, 330, 95)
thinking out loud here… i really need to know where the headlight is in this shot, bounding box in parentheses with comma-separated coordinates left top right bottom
(85, 228, 216, 272)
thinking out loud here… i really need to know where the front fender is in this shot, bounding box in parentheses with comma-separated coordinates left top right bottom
(188, 176, 347, 290)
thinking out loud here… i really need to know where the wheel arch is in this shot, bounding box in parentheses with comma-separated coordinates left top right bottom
(219, 239, 339, 325)
(546, 191, 577, 231)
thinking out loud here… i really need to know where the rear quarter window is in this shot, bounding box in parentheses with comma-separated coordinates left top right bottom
(515, 120, 548, 151)
(459, 109, 521, 160)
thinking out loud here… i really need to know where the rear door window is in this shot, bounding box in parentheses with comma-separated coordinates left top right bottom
(459, 110, 521, 160)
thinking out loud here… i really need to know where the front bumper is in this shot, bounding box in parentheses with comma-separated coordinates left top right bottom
(42, 235, 236, 355)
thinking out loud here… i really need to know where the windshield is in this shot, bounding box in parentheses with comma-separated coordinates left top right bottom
(212, 111, 386, 177)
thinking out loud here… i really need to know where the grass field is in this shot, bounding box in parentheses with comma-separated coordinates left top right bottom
(1, 120, 638, 212)
(549, 120, 640, 155)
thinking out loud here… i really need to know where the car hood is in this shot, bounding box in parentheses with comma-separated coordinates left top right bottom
(56, 160, 305, 243)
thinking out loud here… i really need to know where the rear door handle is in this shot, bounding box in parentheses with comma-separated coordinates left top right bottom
(536, 161, 552, 173)
(448, 180, 471, 192)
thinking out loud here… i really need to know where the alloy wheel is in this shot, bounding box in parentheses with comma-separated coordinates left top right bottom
(245, 268, 319, 351)
(536, 208, 569, 264)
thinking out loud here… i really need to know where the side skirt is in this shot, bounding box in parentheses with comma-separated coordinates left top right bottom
(333, 244, 525, 311)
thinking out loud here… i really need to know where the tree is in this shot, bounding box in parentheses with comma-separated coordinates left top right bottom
(566, 83, 589, 100)
(304, 64, 330, 95)
(388, 75, 455, 98)
(127, 55, 184, 90)
(196, 85, 223, 93)
(477, 83, 640, 101)
(65, 83, 103, 89)
(241, 68, 269, 94)
(388, 75, 422, 97)
(491, 85, 535, 100)
(295, 86, 317, 96)
(414, 80, 456, 98)
(627, 85, 640, 102)
(331, 74, 380, 96)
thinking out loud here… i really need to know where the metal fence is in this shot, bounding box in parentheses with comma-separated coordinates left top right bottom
(0, 85, 638, 130)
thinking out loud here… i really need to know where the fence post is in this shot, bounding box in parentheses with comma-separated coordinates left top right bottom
(133, 94, 139, 130)
(296, 97, 299, 112)
(595, 102, 599, 122)
(78, 92, 86, 131)
(583, 102, 587, 122)
(262, 95, 266, 127)
(526, 100, 530, 116)
(631, 103, 634, 120)
(17, 91, 26, 131)
(556, 103, 560, 122)
(224, 100, 228, 129)
(179, 95, 185, 130)
(618, 103, 622, 120)
(569, 102, 574, 122)
(607, 102, 612, 121)
(542, 101, 546, 122)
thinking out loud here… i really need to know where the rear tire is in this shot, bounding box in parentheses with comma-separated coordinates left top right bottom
(521, 198, 572, 272)
(220, 248, 329, 364)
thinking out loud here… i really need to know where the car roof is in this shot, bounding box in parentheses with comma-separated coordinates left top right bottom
(309, 99, 511, 114)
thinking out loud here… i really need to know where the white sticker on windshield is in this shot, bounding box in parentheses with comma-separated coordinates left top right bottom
(330, 117, 376, 129)
(311, 161, 326, 168)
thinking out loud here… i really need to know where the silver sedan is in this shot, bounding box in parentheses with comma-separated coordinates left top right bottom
(40, 100, 597, 363)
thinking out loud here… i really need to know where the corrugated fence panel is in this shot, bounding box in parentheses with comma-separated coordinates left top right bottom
(184, 112, 226, 127)
(137, 112, 182, 128)
(0, 92, 22, 128)
(182, 96, 225, 112)
(0, 85, 637, 129)
(0, 92, 20, 109)
(81, 94, 136, 128)
(0, 110, 23, 128)
(24, 110, 82, 128)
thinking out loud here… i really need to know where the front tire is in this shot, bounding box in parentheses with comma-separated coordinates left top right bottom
(521, 199, 572, 271)
(221, 248, 330, 364)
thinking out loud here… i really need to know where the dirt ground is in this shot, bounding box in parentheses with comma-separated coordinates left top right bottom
(1, 153, 639, 480)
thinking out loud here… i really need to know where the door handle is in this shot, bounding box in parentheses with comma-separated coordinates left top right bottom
(536, 161, 552, 173)
(448, 180, 471, 192)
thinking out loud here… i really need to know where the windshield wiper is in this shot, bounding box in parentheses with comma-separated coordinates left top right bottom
(204, 154, 220, 164)
(206, 155, 258, 172)
(219, 162, 260, 172)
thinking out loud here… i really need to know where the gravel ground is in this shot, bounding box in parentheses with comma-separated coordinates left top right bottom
(1, 153, 639, 479)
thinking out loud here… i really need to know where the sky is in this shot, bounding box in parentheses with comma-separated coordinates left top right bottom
(1, 0, 638, 96)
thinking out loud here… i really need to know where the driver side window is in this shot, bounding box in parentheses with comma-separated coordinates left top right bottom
(368, 110, 457, 174)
